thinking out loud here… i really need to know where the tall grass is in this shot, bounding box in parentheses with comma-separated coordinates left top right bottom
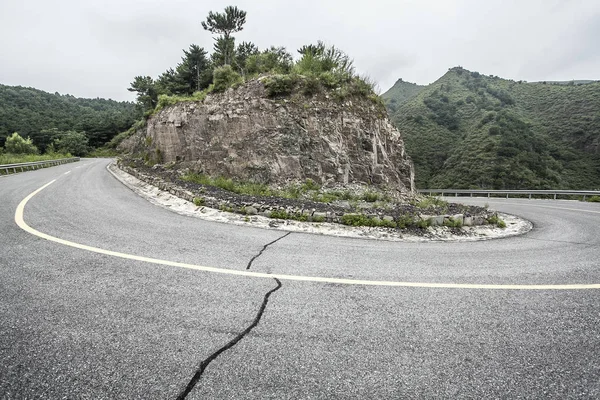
(0, 153, 72, 165)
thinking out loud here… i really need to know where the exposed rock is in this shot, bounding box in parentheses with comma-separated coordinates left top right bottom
(120, 79, 415, 197)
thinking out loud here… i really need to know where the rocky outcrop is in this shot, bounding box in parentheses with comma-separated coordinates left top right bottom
(121, 78, 415, 195)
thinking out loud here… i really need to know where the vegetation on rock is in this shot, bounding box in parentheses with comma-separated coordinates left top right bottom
(127, 6, 382, 119)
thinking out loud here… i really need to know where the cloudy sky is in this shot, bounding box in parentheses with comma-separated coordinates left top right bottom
(1, 0, 598, 101)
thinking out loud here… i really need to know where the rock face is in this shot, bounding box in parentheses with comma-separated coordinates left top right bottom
(121, 79, 415, 195)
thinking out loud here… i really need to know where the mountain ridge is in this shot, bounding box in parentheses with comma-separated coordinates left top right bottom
(384, 67, 600, 189)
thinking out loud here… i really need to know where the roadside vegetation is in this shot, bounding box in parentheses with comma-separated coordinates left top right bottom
(0, 85, 137, 155)
(0, 132, 73, 174)
(124, 5, 383, 136)
(174, 169, 505, 229)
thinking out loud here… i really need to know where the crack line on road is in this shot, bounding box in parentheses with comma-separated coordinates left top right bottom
(246, 232, 291, 270)
(175, 278, 282, 399)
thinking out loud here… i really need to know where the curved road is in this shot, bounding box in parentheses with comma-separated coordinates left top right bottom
(1, 159, 599, 398)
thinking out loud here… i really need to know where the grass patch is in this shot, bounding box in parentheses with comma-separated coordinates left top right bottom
(487, 214, 507, 228)
(586, 195, 600, 203)
(0, 153, 72, 165)
(182, 172, 274, 197)
(443, 217, 463, 228)
(415, 196, 449, 211)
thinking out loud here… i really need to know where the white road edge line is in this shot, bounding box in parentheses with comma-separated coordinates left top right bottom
(14, 180, 600, 290)
(64, 171, 71, 175)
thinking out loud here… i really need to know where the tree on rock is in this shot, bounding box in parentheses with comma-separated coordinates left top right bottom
(202, 6, 247, 66)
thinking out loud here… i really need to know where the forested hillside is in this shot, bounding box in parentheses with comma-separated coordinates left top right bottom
(386, 67, 600, 189)
(381, 79, 424, 114)
(0, 85, 137, 151)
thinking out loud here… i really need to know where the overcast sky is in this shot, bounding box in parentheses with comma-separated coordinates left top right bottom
(1, 0, 599, 101)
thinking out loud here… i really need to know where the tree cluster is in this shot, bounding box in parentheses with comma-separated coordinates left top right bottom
(0, 85, 137, 153)
(128, 6, 378, 115)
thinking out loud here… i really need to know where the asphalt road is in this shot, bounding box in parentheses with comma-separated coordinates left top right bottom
(1, 158, 599, 399)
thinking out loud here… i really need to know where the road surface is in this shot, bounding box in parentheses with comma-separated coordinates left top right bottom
(1, 158, 599, 398)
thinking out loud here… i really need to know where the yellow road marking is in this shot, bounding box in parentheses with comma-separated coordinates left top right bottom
(14, 180, 600, 290)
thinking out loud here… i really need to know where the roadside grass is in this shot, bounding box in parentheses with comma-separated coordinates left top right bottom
(0, 153, 72, 165)
(0, 153, 74, 175)
(181, 172, 396, 206)
(586, 195, 600, 203)
(415, 196, 450, 212)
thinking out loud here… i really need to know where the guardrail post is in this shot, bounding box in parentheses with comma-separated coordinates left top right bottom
(554, 194, 557, 200)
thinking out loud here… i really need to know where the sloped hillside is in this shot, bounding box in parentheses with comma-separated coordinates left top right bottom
(0, 85, 137, 149)
(386, 67, 600, 189)
(381, 79, 425, 114)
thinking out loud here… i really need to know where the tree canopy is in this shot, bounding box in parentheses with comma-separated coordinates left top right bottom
(0, 85, 137, 151)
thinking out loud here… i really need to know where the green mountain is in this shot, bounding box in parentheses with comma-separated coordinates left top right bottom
(385, 67, 600, 189)
(0, 85, 138, 151)
(381, 79, 425, 114)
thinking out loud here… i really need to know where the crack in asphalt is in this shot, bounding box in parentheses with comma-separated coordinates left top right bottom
(246, 232, 291, 270)
(176, 278, 282, 399)
(176, 235, 288, 399)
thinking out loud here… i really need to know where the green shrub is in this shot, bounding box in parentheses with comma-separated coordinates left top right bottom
(212, 65, 243, 93)
(587, 196, 600, 203)
(302, 75, 321, 96)
(416, 196, 449, 210)
(319, 71, 342, 89)
(245, 47, 293, 75)
(487, 214, 507, 228)
(193, 197, 205, 206)
(312, 215, 325, 223)
(4, 132, 38, 154)
(301, 178, 321, 191)
(443, 217, 463, 228)
(269, 210, 290, 219)
(362, 191, 380, 203)
(263, 74, 298, 97)
(341, 214, 372, 226)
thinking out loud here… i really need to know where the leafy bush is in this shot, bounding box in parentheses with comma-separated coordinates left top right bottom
(302, 76, 321, 96)
(269, 210, 290, 219)
(487, 214, 506, 228)
(443, 217, 463, 228)
(4, 132, 38, 154)
(53, 130, 89, 156)
(245, 47, 293, 75)
(586, 195, 600, 202)
(263, 74, 298, 97)
(212, 65, 243, 93)
(156, 91, 207, 112)
(416, 196, 449, 210)
(301, 178, 321, 191)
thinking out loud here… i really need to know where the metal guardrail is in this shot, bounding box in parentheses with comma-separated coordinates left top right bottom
(0, 157, 80, 175)
(419, 189, 600, 201)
